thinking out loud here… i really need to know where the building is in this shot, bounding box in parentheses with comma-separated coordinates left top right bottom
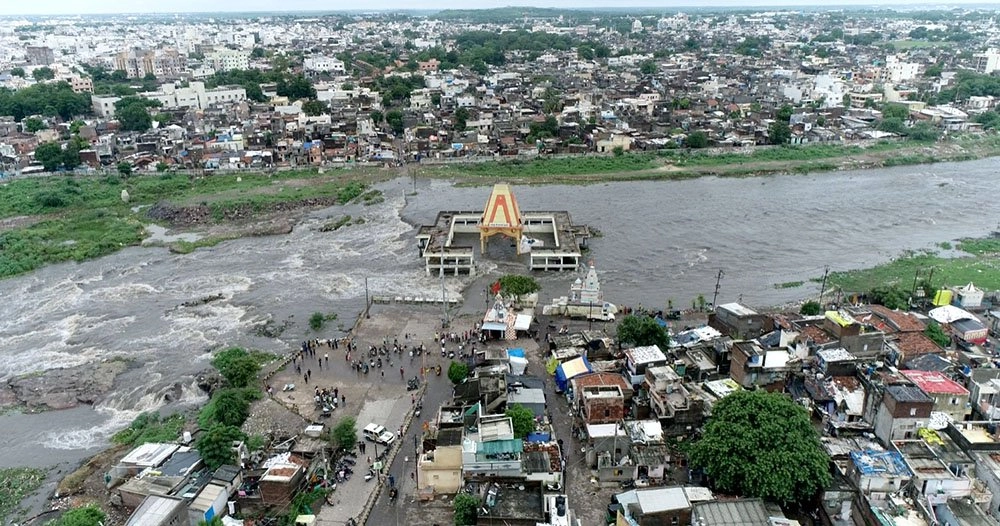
(874, 384, 934, 444)
(92, 95, 121, 118)
(847, 450, 914, 506)
(187, 483, 228, 526)
(124, 496, 187, 526)
(26, 46, 54, 66)
(711, 303, 769, 340)
(974, 48, 1000, 75)
(729, 340, 795, 392)
(303, 56, 346, 73)
(69, 76, 94, 94)
(580, 384, 625, 424)
(691, 499, 775, 526)
(613, 486, 704, 526)
(207, 49, 251, 72)
(115, 48, 184, 78)
(416, 184, 590, 275)
(140, 82, 246, 110)
(623, 346, 668, 388)
(901, 370, 971, 422)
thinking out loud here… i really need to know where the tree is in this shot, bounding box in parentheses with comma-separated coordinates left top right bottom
(196, 424, 245, 470)
(331, 416, 358, 452)
(877, 117, 906, 135)
(52, 505, 105, 526)
(686, 131, 708, 148)
(370, 110, 384, 124)
(908, 122, 940, 141)
(23, 117, 46, 133)
(768, 121, 791, 145)
(205, 388, 254, 427)
(33, 142, 64, 171)
(448, 361, 469, 385)
(117, 162, 132, 177)
(199, 517, 224, 526)
(386, 109, 404, 135)
(10, 67, 25, 77)
(276, 74, 316, 99)
(117, 104, 152, 132)
(616, 315, 671, 350)
(639, 60, 657, 75)
(800, 301, 822, 316)
(211, 347, 261, 389)
(156, 162, 169, 172)
(870, 285, 909, 311)
(882, 103, 910, 120)
(612, 145, 624, 157)
(454, 107, 469, 132)
(924, 321, 951, 348)
(62, 144, 81, 170)
(301, 99, 327, 116)
(776, 104, 794, 122)
(689, 390, 831, 505)
(453, 493, 479, 526)
(470, 60, 488, 76)
(505, 404, 535, 438)
(32, 67, 55, 81)
(498, 274, 540, 297)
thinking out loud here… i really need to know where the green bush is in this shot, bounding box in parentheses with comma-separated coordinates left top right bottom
(112, 412, 185, 446)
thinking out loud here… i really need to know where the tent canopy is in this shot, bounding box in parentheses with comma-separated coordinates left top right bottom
(514, 314, 533, 331)
(555, 355, 593, 392)
(482, 322, 507, 332)
(507, 348, 525, 358)
(929, 305, 974, 324)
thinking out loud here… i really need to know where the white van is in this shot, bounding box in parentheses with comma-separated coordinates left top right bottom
(362, 423, 396, 445)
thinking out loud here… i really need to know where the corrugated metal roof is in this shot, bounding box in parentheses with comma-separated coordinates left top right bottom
(693, 499, 771, 526)
(478, 438, 523, 455)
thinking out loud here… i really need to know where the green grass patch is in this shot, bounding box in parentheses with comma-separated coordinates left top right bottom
(0, 467, 46, 524)
(775, 281, 805, 289)
(938, 241, 953, 250)
(826, 244, 1000, 293)
(111, 412, 186, 446)
(0, 209, 145, 278)
(890, 39, 953, 49)
(429, 153, 659, 179)
(957, 237, 1000, 255)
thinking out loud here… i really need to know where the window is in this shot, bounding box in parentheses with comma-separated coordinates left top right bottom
(604, 409, 611, 417)
(952, 397, 959, 405)
(910, 408, 917, 416)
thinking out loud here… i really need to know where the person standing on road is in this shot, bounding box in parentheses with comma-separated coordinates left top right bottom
(400, 367, 405, 379)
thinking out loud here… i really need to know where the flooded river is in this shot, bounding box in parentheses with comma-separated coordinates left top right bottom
(1, 158, 999, 469)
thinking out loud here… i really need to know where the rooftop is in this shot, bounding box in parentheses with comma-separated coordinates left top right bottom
(636, 486, 690, 514)
(125, 495, 186, 526)
(625, 345, 666, 365)
(719, 303, 758, 317)
(885, 384, 934, 404)
(478, 481, 544, 522)
(692, 498, 772, 526)
(901, 370, 969, 396)
(850, 450, 913, 477)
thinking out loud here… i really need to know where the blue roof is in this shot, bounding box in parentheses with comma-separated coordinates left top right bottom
(849, 450, 912, 477)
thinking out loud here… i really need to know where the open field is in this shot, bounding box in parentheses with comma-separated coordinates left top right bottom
(0, 169, 385, 279)
(825, 237, 1000, 293)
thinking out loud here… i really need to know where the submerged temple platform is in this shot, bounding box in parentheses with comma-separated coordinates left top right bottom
(416, 184, 590, 275)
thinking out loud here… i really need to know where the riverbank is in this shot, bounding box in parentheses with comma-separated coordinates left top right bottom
(418, 133, 1000, 185)
(825, 236, 1000, 294)
(1, 134, 998, 280)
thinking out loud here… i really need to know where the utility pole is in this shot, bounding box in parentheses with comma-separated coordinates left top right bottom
(589, 301, 594, 331)
(365, 277, 370, 319)
(911, 267, 922, 298)
(711, 270, 724, 310)
(818, 266, 830, 306)
(440, 241, 449, 328)
(413, 433, 419, 491)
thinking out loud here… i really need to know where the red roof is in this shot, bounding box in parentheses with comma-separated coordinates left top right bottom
(901, 370, 969, 396)
(868, 305, 927, 333)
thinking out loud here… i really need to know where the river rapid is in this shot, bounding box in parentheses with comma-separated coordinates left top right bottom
(1, 158, 999, 469)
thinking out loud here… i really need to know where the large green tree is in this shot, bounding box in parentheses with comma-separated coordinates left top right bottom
(201, 388, 256, 427)
(498, 274, 540, 297)
(689, 390, 831, 505)
(453, 493, 479, 526)
(505, 404, 535, 438)
(33, 142, 64, 171)
(768, 121, 791, 145)
(448, 361, 469, 385)
(331, 416, 358, 452)
(196, 424, 245, 470)
(211, 347, 262, 389)
(616, 315, 671, 350)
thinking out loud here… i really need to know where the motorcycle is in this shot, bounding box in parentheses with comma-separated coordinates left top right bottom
(364, 469, 376, 482)
(414, 401, 423, 418)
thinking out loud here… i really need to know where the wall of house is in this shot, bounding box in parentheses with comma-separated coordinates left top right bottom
(973, 457, 1000, 521)
(584, 395, 625, 424)
(418, 445, 463, 494)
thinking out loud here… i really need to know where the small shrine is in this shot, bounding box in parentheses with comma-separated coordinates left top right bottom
(570, 263, 603, 304)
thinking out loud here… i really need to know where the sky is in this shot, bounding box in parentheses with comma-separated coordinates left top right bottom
(3, 0, 1000, 15)
(0, 0, 1000, 15)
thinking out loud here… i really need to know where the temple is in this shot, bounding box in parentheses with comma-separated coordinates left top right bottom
(416, 184, 590, 275)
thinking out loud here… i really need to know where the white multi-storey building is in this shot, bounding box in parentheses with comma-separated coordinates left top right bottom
(206, 49, 250, 72)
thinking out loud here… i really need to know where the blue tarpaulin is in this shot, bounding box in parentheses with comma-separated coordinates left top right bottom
(507, 348, 525, 358)
(555, 355, 592, 392)
(526, 432, 551, 443)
